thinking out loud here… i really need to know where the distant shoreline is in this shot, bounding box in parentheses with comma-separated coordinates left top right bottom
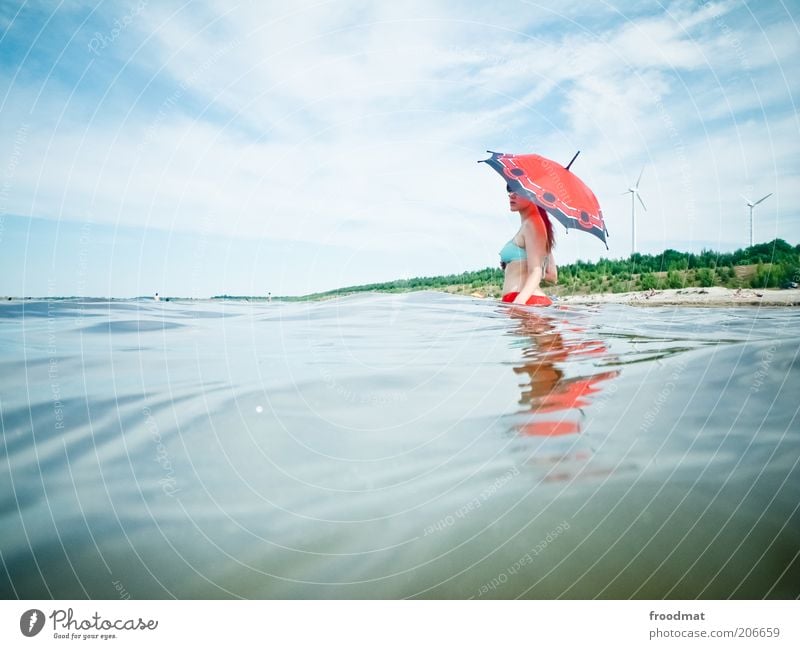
(5, 286, 798, 307)
(4, 239, 797, 305)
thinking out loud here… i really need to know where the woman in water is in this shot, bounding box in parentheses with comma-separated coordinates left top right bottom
(499, 184, 557, 306)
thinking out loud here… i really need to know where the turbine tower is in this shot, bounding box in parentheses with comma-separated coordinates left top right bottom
(742, 192, 772, 247)
(623, 166, 647, 254)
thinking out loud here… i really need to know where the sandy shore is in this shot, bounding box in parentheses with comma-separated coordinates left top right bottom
(556, 286, 800, 307)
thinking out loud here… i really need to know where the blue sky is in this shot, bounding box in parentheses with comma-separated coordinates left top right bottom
(1, 0, 798, 297)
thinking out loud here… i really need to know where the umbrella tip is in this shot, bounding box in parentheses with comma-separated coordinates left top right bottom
(565, 150, 580, 170)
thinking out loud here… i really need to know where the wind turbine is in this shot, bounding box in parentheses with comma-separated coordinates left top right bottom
(623, 166, 647, 254)
(742, 192, 772, 247)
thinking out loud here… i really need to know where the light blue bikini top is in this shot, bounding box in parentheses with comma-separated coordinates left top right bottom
(499, 239, 527, 263)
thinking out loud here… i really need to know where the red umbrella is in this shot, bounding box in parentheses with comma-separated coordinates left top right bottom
(481, 151, 609, 247)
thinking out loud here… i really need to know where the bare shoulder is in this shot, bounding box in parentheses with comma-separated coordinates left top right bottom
(521, 216, 547, 254)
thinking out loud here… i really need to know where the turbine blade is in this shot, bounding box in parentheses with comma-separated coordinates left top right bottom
(740, 194, 751, 204)
(753, 192, 772, 206)
(622, 189, 632, 195)
(636, 166, 645, 188)
(637, 193, 647, 211)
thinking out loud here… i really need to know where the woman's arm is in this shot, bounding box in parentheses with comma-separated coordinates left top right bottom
(512, 219, 548, 304)
(513, 258, 545, 303)
(544, 253, 557, 284)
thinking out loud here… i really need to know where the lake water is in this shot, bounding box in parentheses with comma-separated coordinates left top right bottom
(1, 293, 798, 599)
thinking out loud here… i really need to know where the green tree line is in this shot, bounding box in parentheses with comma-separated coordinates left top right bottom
(214, 239, 799, 301)
(558, 238, 799, 294)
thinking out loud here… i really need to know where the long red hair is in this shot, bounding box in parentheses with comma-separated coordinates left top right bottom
(535, 206, 555, 253)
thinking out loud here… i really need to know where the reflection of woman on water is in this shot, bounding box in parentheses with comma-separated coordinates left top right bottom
(508, 311, 618, 437)
(499, 185, 558, 307)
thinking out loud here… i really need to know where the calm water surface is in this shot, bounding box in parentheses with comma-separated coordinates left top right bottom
(1, 293, 798, 598)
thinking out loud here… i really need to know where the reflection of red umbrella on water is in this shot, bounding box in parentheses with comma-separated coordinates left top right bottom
(515, 370, 620, 436)
(481, 151, 609, 248)
(522, 370, 620, 415)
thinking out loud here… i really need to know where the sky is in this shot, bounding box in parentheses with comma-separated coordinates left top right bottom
(0, 0, 798, 297)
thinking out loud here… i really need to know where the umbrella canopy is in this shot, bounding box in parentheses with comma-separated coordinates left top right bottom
(481, 151, 608, 247)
